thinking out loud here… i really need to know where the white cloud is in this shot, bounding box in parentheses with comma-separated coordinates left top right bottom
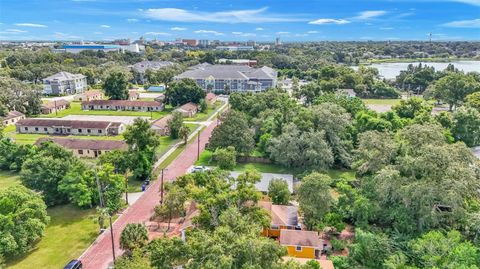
(15, 23, 47, 28)
(144, 7, 303, 23)
(255, 27, 264, 31)
(127, 18, 138, 22)
(276, 31, 290, 34)
(171, 27, 187, 31)
(54, 32, 81, 39)
(380, 27, 394, 30)
(93, 31, 103, 34)
(194, 30, 224, 36)
(307, 30, 319, 34)
(309, 18, 350, 25)
(232, 31, 256, 37)
(353, 10, 387, 20)
(144, 32, 171, 36)
(4, 29, 28, 33)
(452, 0, 480, 5)
(100, 25, 111, 28)
(443, 18, 480, 28)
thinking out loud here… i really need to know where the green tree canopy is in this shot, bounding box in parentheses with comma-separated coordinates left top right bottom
(103, 71, 129, 100)
(166, 78, 205, 106)
(208, 110, 255, 155)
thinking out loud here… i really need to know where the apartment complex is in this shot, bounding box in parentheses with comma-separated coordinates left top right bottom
(131, 60, 175, 84)
(43, 72, 87, 95)
(36, 138, 128, 158)
(81, 100, 163, 112)
(174, 64, 277, 92)
(16, 119, 125, 136)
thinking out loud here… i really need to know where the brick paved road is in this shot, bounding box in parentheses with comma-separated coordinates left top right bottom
(79, 120, 218, 269)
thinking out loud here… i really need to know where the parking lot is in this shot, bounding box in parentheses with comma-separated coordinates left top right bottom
(42, 115, 150, 125)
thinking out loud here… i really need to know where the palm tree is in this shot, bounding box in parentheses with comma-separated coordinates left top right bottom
(119, 223, 149, 254)
(178, 125, 190, 145)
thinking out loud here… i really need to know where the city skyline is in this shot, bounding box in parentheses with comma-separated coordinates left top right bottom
(0, 0, 479, 41)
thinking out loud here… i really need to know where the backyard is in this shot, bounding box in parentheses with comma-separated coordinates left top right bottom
(0, 170, 21, 190)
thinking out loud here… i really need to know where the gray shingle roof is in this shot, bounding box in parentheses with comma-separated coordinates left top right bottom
(175, 65, 276, 80)
(131, 61, 175, 73)
(43, 71, 86, 82)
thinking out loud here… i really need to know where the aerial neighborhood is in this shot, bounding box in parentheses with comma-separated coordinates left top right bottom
(1, 2, 480, 268)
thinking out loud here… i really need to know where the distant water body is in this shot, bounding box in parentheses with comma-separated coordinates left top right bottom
(351, 61, 480, 80)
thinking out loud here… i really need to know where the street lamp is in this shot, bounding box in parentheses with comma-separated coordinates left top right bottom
(160, 168, 168, 205)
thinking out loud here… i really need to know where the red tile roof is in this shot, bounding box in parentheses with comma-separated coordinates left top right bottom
(17, 119, 118, 129)
(177, 102, 198, 112)
(83, 90, 103, 97)
(152, 115, 173, 129)
(41, 99, 70, 109)
(36, 137, 127, 151)
(206, 92, 216, 101)
(259, 201, 298, 227)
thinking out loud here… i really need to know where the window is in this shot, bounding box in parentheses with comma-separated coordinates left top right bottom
(98, 129, 102, 133)
(87, 129, 91, 133)
(24, 127, 28, 131)
(35, 127, 39, 131)
(44, 128, 48, 131)
(271, 225, 279, 230)
(78, 150, 83, 155)
(78, 129, 82, 133)
(295, 246, 302, 252)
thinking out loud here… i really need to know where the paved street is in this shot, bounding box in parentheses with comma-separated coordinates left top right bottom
(78, 103, 225, 269)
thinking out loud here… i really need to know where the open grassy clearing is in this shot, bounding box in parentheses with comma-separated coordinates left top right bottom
(0, 170, 21, 190)
(39, 102, 173, 120)
(195, 150, 355, 179)
(362, 98, 402, 106)
(7, 205, 98, 269)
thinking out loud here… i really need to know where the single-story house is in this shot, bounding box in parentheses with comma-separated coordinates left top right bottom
(16, 119, 125, 136)
(337, 89, 356, 98)
(81, 100, 163, 112)
(2, 111, 25, 126)
(175, 102, 198, 118)
(259, 201, 300, 238)
(472, 146, 480, 160)
(151, 115, 173, 136)
(74, 90, 104, 102)
(280, 230, 322, 259)
(230, 172, 294, 193)
(35, 137, 127, 158)
(41, 99, 70, 114)
(154, 94, 165, 103)
(205, 92, 217, 105)
(128, 90, 140, 101)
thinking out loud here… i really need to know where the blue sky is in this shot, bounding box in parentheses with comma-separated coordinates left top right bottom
(0, 0, 479, 41)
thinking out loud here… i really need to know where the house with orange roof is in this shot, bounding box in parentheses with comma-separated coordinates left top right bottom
(258, 201, 301, 238)
(280, 230, 322, 259)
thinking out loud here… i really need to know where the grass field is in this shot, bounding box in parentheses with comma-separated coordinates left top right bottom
(5, 132, 124, 145)
(40, 102, 173, 120)
(0, 170, 21, 190)
(7, 205, 98, 269)
(362, 99, 402, 106)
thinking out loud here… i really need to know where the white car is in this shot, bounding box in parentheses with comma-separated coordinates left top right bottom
(191, 166, 210, 173)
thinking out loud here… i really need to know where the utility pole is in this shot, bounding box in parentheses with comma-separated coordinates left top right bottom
(197, 132, 200, 161)
(54, 100, 58, 116)
(94, 167, 116, 264)
(160, 168, 165, 205)
(124, 172, 129, 205)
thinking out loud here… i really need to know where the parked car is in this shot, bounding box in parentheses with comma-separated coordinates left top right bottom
(64, 260, 82, 269)
(191, 166, 210, 173)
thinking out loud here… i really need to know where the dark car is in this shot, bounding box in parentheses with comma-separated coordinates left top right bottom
(64, 260, 82, 269)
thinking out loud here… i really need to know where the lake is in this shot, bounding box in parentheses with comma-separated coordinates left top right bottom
(352, 61, 480, 80)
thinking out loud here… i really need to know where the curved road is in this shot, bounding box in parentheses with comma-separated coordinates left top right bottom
(79, 119, 218, 269)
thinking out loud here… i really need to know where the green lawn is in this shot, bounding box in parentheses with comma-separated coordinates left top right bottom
(0, 170, 21, 190)
(362, 99, 402, 106)
(3, 124, 16, 133)
(40, 102, 173, 120)
(6, 132, 124, 145)
(7, 205, 98, 269)
(195, 150, 356, 179)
